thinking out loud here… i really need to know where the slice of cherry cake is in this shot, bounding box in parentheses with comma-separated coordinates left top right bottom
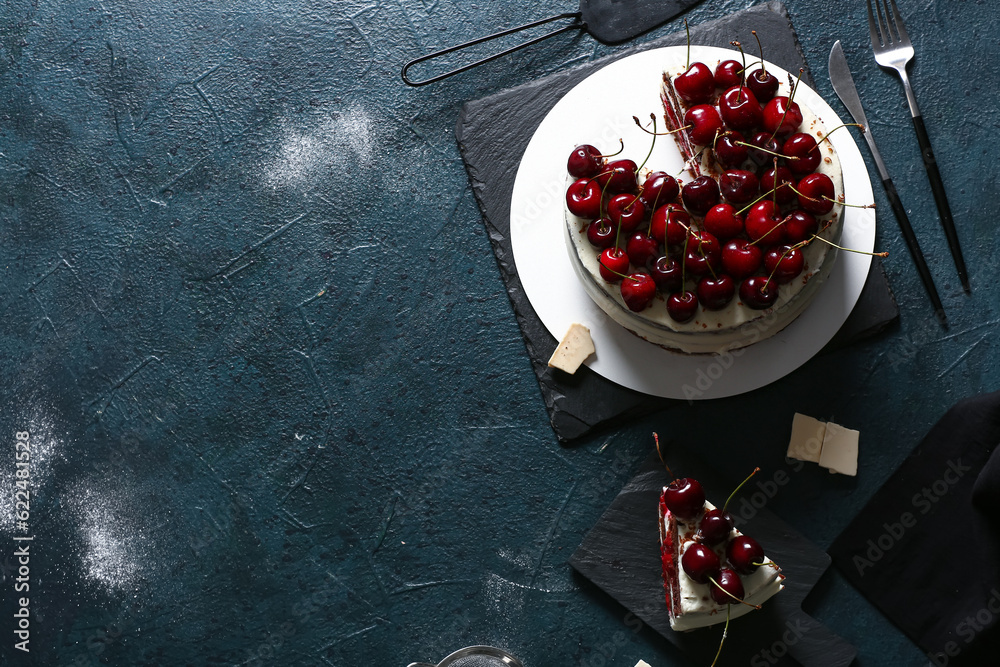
(659, 489, 784, 631)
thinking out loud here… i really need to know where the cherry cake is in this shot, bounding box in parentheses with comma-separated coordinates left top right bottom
(564, 48, 845, 354)
(659, 489, 784, 630)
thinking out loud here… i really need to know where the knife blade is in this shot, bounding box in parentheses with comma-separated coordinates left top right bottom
(828, 40, 946, 326)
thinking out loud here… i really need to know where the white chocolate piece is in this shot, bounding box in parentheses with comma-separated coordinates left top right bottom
(634, 662, 652, 667)
(787, 413, 827, 463)
(819, 421, 860, 476)
(547, 323, 594, 374)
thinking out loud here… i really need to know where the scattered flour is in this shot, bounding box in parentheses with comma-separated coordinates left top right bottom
(264, 104, 374, 191)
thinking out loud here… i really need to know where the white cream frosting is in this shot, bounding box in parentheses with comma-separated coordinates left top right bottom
(666, 501, 784, 632)
(565, 55, 844, 355)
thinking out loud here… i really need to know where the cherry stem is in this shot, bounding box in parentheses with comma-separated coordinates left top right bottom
(734, 140, 796, 161)
(653, 433, 675, 479)
(708, 577, 762, 610)
(721, 467, 760, 513)
(787, 183, 875, 210)
(810, 123, 864, 153)
(710, 606, 731, 667)
(752, 30, 767, 76)
(768, 68, 804, 143)
(634, 114, 688, 137)
(751, 561, 783, 571)
(598, 255, 640, 282)
(809, 233, 889, 258)
(684, 19, 691, 69)
(636, 113, 658, 172)
(730, 40, 748, 101)
(597, 139, 625, 159)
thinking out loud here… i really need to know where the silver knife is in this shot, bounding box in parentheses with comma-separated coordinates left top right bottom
(828, 40, 946, 325)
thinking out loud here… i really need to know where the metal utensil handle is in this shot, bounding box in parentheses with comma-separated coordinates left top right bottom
(401, 12, 584, 86)
(911, 113, 969, 292)
(881, 174, 947, 324)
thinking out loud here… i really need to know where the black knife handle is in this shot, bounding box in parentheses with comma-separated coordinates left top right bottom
(883, 175, 947, 324)
(912, 114, 969, 292)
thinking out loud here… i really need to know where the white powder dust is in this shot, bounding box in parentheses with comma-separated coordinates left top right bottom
(264, 105, 374, 191)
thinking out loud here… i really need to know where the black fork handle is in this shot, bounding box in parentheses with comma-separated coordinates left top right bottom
(912, 114, 969, 293)
(401, 12, 585, 86)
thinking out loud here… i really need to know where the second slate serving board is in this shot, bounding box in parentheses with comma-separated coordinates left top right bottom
(570, 448, 856, 666)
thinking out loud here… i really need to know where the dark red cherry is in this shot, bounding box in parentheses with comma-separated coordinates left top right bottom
(699, 508, 735, 545)
(727, 535, 765, 575)
(684, 249, 715, 277)
(719, 86, 762, 131)
(682, 543, 721, 584)
(759, 164, 796, 205)
(626, 232, 659, 268)
(565, 178, 602, 219)
(703, 203, 744, 240)
(714, 59, 744, 88)
(607, 194, 646, 232)
(685, 232, 721, 276)
(797, 173, 836, 214)
(568, 144, 603, 178)
(639, 171, 680, 211)
(684, 104, 725, 146)
(762, 96, 803, 137)
(663, 477, 706, 520)
(595, 159, 638, 194)
(681, 176, 720, 216)
(650, 256, 683, 293)
(667, 291, 699, 323)
(722, 239, 763, 280)
(747, 68, 779, 103)
(620, 272, 656, 312)
(719, 169, 759, 205)
(783, 133, 821, 175)
(714, 131, 749, 169)
(689, 230, 721, 257)
(744, 200, 784, 246)
(783, 209, 819, 244)
(765, 245, 805, 284)
(674, 62, 715, 104)
(710, 567, 746, 605)
(650, 203, 691, 245)
(697, 275, 736, 311)
(748, 131, 783, 167)
(664, 204, 691, 245)
(740, 276, 779, 310)
(586, 217, 616, 248)
(598, 247, 629, 283)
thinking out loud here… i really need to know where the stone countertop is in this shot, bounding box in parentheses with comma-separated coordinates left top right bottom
(0, 0, 995, 665)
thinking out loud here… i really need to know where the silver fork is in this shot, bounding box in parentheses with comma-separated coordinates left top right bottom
(867, 0, 969, 292)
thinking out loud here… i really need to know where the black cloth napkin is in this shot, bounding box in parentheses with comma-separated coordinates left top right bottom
(456, 1, 899, 444)
(829, 391, 1000, 665)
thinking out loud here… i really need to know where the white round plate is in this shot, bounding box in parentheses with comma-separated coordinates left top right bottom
(510, 45, 876, 400)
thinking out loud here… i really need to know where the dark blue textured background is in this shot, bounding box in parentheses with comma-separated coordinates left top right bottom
(0, 1, 996, 665)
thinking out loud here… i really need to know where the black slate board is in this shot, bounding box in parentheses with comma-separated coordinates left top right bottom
(829, 391, 1000, 665)
(570, 448, 857, 666)
(456, 2, 899, 444)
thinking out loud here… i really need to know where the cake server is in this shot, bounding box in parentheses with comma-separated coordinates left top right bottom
(401, 0, 704, 86)
(829, 40, 946, 325)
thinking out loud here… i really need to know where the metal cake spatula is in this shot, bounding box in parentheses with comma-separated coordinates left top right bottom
(402, 0, 704, 86)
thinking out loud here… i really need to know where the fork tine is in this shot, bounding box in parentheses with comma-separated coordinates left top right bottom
(874, 0, 891, 44)
(886, 0, 910, 43)
(866, 0, 883, 48)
